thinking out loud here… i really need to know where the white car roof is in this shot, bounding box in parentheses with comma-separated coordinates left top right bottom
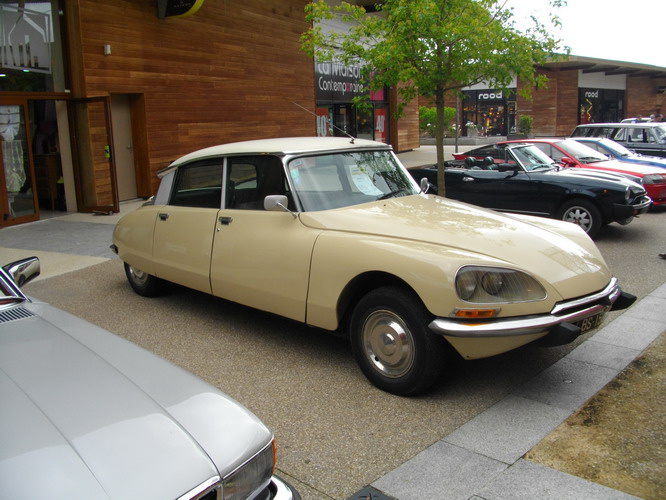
(167, 137, 391, 171)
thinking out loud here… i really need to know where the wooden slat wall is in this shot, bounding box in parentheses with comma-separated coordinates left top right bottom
(74, 0, 315, 193)
(627, 76, 665, 119)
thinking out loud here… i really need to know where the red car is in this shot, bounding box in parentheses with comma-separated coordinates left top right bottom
(455, 138, 666, 206)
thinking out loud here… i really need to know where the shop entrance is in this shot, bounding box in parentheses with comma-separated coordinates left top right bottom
(68, 97, 119, 213)
(0, 99, 37, 226)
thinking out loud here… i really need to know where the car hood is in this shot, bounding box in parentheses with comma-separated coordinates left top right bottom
(0, 303, 271, 499)
(299, 195, 610, 295)
(586, 158, 665, 176)
(551, 165, 642, 187)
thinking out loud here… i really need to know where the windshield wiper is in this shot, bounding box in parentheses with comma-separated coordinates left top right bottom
(377, 189, 405, 200)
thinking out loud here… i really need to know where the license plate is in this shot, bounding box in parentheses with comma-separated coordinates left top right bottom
(575, 312, 606, 333)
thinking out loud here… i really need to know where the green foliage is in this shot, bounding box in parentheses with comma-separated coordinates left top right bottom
(518, 115, 534, 135)
(301, 0, 568, 191)
(420, 106, 455, 136)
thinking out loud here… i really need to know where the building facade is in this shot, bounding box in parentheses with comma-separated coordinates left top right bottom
(0, 0, 418, 227)
(441, 57, 666, 138)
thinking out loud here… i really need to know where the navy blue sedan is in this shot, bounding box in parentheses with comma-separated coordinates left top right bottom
(573, 137, 666, 170)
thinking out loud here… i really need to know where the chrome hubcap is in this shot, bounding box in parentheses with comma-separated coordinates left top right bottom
(362, 310, 414, 378)
(563, 207, 592, 232)
(129, 266, 148, 286)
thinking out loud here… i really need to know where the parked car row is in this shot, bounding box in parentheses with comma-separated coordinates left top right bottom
(455, 138, 666, 208)
(433, 142, 651, 237)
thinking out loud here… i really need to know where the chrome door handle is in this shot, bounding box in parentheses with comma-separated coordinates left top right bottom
(462, 177, 475, 182)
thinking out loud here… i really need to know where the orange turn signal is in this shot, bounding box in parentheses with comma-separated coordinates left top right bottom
(453, 309, 499, 319)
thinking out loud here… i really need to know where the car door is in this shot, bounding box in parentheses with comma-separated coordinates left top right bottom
(446, 147, 546, 214)
(210, 156, 318, 323)
(152, 160, 223, 294)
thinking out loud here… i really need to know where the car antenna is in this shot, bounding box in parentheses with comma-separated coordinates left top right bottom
(293, 102, 356, 144)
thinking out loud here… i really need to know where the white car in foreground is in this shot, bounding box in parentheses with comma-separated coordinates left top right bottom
(0, 257, 299, 500)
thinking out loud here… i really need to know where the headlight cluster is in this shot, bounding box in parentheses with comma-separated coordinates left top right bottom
(222, 440, 275, 500)
(455, 266, 546, 304)
(642, 174, 666, 185)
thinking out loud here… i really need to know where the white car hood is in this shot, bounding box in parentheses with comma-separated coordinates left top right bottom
(0, 303, 271, 500)
(299, 195, 611, 296)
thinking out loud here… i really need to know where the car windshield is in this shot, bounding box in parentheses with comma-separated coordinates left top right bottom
(654, 125, 666, 143)
(287, 150, 418, 211)
(558, 140, 608, 163)
(597, 139, 633, 157)
(508, 145, 556, 171)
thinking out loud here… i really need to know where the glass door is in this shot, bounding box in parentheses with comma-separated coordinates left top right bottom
(0, 99, 38, 226)
(68, 97, 119, 213)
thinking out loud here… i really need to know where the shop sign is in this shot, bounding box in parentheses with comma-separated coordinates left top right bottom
(478, 90, 504, 101)
(0, 5, 51, 74)
(315, 61, 366, 102)
(374, 108, 387, 143)
(315, 108, 332, 137)
(157, 0, 204, 19)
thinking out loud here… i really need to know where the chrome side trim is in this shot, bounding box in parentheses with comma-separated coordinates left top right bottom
(430, 278, 619, 338)
(177, 475, 220, 500)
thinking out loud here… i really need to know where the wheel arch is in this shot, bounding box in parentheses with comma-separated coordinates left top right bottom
(335, 271, 426, 337)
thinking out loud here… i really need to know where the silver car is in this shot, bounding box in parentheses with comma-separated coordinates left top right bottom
(0, 257, 299, 500)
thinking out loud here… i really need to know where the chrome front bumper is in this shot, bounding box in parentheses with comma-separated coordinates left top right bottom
(270, 475, 301, 500)
(429, 277, 635, 339)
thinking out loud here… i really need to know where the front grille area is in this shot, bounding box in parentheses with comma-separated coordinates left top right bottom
(0, 306, 34, 324)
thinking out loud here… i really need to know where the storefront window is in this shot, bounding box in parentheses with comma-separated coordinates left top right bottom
(0, 0, 68, 92)
(578, 89, 624, 124)
(462, 89, 513, 136)
(314, 60, 390, 142)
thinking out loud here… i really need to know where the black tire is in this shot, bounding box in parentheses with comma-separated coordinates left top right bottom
(349, 286, 448, 396)
(557, 199, 602, 238)
(124, 262, 165, 297)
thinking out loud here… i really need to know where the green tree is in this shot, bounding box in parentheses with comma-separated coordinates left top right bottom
(301, 0, 567, 196)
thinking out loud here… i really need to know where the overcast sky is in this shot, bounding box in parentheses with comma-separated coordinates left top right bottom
(507, 0, 664, 67)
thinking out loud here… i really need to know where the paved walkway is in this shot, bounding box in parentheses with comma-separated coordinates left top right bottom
(1, 146, 663, 500)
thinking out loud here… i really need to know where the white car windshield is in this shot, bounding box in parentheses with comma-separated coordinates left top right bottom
(288, 150, 418, 211)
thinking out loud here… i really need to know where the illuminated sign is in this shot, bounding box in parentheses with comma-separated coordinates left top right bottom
(157, 0, 204, 19)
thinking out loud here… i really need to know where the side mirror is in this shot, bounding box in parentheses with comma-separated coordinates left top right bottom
(560, 157, 577, 167)
(3, 257, 40, 287)
(497, 163, 518, 172)
(264, 194, 290, 212)
(420, 177, 430, 194)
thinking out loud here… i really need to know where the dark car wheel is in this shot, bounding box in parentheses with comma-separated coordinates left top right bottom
(349, 286, 448, 396)
(557, 199, 602, 238)
(124, 262, 165, 297)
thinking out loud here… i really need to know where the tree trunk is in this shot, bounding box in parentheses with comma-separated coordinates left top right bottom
(435, 86, 446, 197)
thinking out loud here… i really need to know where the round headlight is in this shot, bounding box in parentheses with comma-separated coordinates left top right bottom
(454, 266, 546, 303)
(481, 272, 504, 295)
(456, 273, 477, 300)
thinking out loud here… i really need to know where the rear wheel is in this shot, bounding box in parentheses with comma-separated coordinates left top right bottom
(349, 286, 448, 396)
(124, 262, 165, 297)
(557, 199, 602, 238)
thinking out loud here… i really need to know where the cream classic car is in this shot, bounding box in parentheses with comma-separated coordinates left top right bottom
(0, 257, 299, 500)
(112, 137, 636, 396)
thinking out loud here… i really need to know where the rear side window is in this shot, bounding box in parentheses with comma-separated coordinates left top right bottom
(171, 162, 223, 208)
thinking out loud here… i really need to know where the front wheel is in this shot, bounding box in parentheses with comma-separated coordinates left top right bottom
(124, 262, 165, 297)
(349, 286, 448, 396)
(557, 199, 602, 238)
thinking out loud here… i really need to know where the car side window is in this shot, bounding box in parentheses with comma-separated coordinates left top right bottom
(170, 161, 223, 208)
(226, 156, 291, 210)
(533, 143, 559, 159)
